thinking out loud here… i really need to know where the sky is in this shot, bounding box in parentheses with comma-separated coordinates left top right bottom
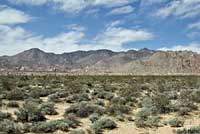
(0, 0, 200, 56)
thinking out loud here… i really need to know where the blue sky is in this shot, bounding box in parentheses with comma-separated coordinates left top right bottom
(0, 0, 200, 55)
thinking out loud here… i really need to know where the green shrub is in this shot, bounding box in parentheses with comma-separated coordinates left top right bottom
(70, 129, 85, 134)
(48, 92, 62, 102)
(7, 101, 19, 108)
(29, 121, 57, 133)
(0, 120, 22, 134)
(168, 117, 184, 127)
(107, 97, 130, 116)
(23, 119, 78, 133)
(135, 108, 160, 128)
(40, 102, 58, 115)
(6, 89, 25, 100)
(65, 102, 105, 118)
(15, 102, 46, 122)
(91, 118, 117, 134)
(96, 91, 114, 100)
(176, 126, 200, 134)
(0, 112, 12, 121)
(89, 113, 100, 123)
(66, 93, 90, 103)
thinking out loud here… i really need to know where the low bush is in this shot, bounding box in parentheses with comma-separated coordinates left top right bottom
(48, 92, 62, 102)
(65, 102, 105, 118)
(15, 102, 46, 122)
(70, 129, 85, 134)
(0, 112, 12, 121)
(96, 91, 114, 100)
(135, 108, 160, 128)
(0, 120, 22, 134)
(40, 102, 58, 115)
(29, 121, 57, 133)
(91, 118, 117, 134)
(7, 101, 19, 108)
(107, 97, 130, 116)
(89, 113, 100, 123)
(66, 93, 90, 103)
(6, 89, 25, 100)
(23, 118, 79, 133)
(168, 117, 184, 127)
(176, 126, 200, 134)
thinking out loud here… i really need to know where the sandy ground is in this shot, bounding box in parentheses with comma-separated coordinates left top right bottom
(2, 98, 200, 134)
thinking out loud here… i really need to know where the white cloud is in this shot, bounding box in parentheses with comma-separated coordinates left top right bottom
(155, 0, 200, 19)
(95, 24, 154, 46)
(0, 23, 154, 55)
(141, 0, 167, 6)
(188, 21, 200, 30)
(66, 24, 86, 32)
(0, 5, 31, 25)
(8, 0, 48, 5)
(159, 43, 200, 53)
(108, 5, 134, 15)
(9, 0, 135, 13)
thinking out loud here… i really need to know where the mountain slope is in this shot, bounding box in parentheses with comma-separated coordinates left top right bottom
(0, 48, 199, 74)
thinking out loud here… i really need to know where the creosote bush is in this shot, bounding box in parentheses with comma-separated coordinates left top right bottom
(15, 101, 46, 122)
(91, 118, 117, 134)
(7, 101, 19, 108)
(0, 120, 22, 134)
(70, 129, 85, 134)
(65, 102, 105, 118)
(40, 102, 58, 115)
(168, 117, 184, 127)
(135, 108, 160, 128)
(176, 126, 200, 134)
(0, 112, 12, 121)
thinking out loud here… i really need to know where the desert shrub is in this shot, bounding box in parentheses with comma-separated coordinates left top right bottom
(23, 118, 77, 133)
(176, 126, 200, 134)
(7, 101, 19, 108)
(107, 103, 130, 116)
(65, 113, 80, 128)
(1, 78, 15, 91)
(191, 90, 200, 103)
(70, 129, 85, 134)
(29, 118, 79, 132)
(24, 97, 42, 104)
(96, 91, 114, 100)
(40, 102, 58, 115)
(107, 97, 130, 116)
(15, 101, 46, 122)
(65, 102, 105, 118)
(171, 101, 197, 116)
(151, 93, 171, 114)
(135, 108, 160, 128)
(48, 92, 62, 102)
(66, 93, 90, 103)
(145, 116, 160, 127)
(0, 112, 12, 121)
(94, 99, 105, 107)
(91, 118, 117, 134)
(64, 81, 84, 94)
(6, 89, 25, 100)
(168, 117, 184, 127)
(0, 100, 2, 107)
(29, 88, 56, 98)
(89, 113, 100, 123)
(0, 120, 22, 134)
(29, 121, 57, 133)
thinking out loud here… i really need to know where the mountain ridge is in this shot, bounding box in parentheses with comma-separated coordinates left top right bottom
(0, 48, 199, 75)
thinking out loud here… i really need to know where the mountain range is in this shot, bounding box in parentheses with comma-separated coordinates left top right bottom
(0, 48, 200, 75)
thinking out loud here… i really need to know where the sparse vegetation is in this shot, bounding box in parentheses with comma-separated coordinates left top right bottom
(1, 75, 200, 133)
